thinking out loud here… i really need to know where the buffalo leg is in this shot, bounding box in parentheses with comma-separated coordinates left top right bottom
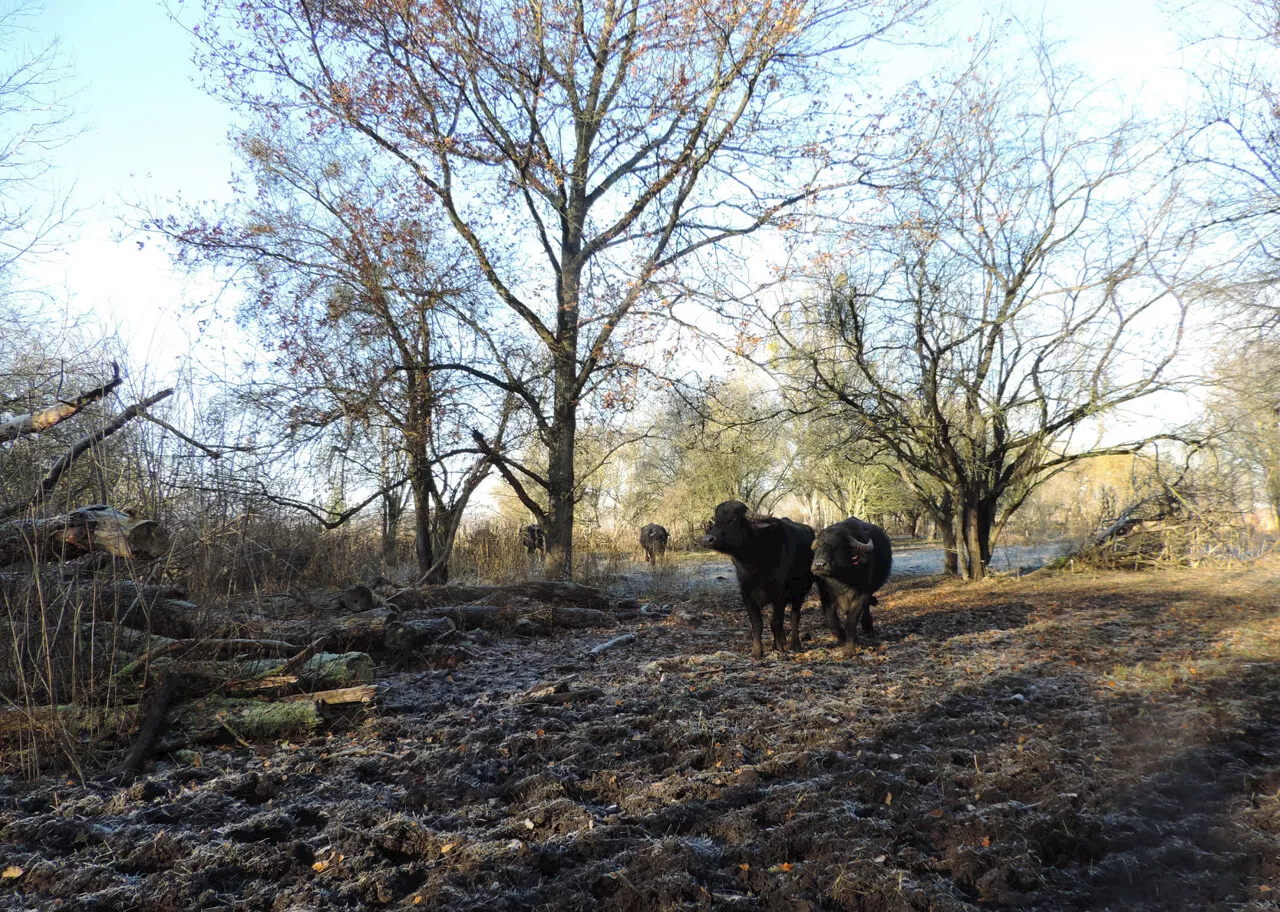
(788, 597, 803, 652)
(769, 603, 787, 653)
(815, 579, 847, 644)
(843, 593, 875, 657)
(744, 599, 765, 659)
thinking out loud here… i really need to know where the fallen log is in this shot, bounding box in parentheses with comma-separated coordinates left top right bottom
(271, 606, 396, 653)
(112, 635, 302, 681)
(385, 617, 457, 652)
(388, 580, 635, 614)
(425, 603, 616, 631)
(283, 684, 376, 705)
(146, 651, 375, 698)
(0, 506, 171, 565)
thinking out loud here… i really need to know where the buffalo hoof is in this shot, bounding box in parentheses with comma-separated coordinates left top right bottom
(750, 643, 765, 660)
(841, 642, 857, 659)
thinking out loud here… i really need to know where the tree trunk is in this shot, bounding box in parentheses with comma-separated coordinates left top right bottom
(425, 505, 464, 585)
(544, 360, 577, 581)
(960, 498, 993, 581)
(380, 488, 404, 571)
(408, 454, 434, 579)
(940, 518, 960, 577)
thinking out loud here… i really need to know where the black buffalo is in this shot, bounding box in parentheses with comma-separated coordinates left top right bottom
(700, 500, 815, 658)
(519, 524, 546, 557)
(639, 523, 670, 563)
(811, 516, 892, 657)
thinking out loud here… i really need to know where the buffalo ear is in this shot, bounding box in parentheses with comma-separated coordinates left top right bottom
(810, 539, 818, 552)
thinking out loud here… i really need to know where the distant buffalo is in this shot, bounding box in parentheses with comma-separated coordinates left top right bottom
(811, 517, 892, 657)
(639, 523, 670, 563)
(519, 524, 546, 557)
(700, 500, 815, 658)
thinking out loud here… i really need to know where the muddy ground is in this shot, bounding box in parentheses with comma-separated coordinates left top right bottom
(2, 555, 1279, 911)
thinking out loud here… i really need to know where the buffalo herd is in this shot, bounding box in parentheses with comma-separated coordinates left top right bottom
(701, 500, 892, 659)
(519, 506, 890, 659)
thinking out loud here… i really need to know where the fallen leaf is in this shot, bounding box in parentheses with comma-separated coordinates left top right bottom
(312, 861, 328, 873)
(739, 863, 750, 872)
(885, 792, 893, 805)
(981, 836, 991, 847)
(2, 866, 23, 880)
(441, 843, 456, 854)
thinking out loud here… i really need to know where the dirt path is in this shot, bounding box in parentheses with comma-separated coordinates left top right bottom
(3, 561, 1278, 910)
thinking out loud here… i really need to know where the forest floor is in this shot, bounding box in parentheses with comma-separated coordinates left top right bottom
(2, 554, 1279, 911)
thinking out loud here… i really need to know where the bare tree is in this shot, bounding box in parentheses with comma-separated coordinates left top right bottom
(182, 0, 932, 577)
(158, 126, 518, 582)
(767, 36, 1196, 578)
(1182, 0, 1280, 331)
(0, 1, 76, 287)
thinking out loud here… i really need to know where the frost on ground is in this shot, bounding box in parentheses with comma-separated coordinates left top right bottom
(2, 557, 1278, 911)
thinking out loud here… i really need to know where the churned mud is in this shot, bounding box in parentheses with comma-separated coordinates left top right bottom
(2, 557, 1278, 911)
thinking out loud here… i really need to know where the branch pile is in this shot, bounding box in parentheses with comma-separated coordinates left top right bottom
(1070, 485, 1260, 568)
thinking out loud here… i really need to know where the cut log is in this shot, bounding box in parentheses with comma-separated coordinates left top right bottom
(0, 506, 171, 565)
(283, 684, 377, 705)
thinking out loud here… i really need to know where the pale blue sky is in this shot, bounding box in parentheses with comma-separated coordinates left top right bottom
(15, 0, 1204, 387)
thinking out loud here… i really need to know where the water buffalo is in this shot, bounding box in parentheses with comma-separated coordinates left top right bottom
(700, 500, 815, 658)
(639, 523, 670, 563)
(519, 524, 546, 557)
(811, 516, 892, 657)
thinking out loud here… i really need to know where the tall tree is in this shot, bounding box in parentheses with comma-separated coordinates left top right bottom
(159, 127, 518, 582)
(184, 0, 931, 577)
(768, 36, 1196, 578)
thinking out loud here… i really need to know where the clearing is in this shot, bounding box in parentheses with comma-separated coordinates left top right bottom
(2, 555, 1278, 910)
